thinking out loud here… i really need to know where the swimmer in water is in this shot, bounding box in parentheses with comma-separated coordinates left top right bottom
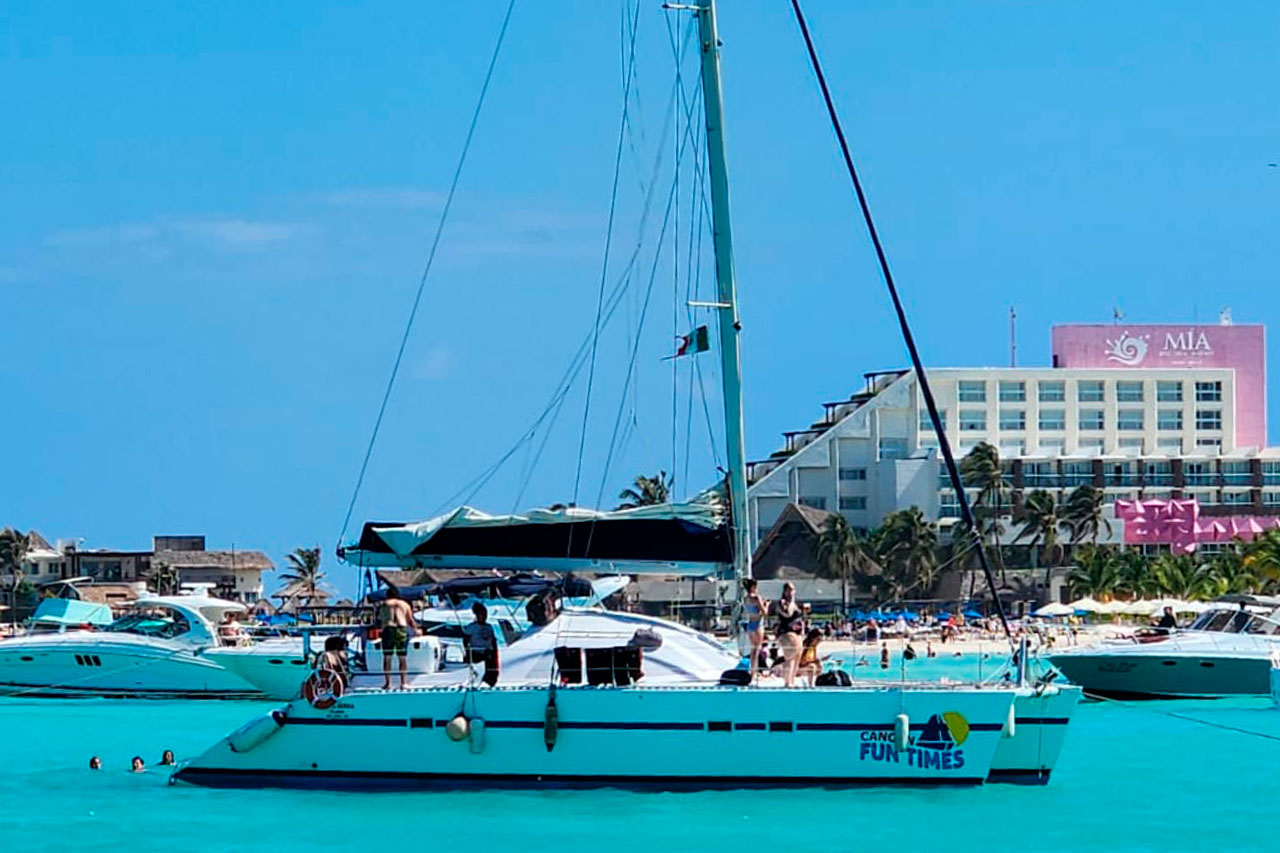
(159, 749, 175, 766)
(89, 756, 101, 770)
(131, 756, 145, 773)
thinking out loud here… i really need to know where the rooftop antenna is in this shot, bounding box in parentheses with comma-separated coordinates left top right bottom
(1009, 306, 1017, 367)
(1112, 306, 1123, 325)
(1220, 306, 1233, 326)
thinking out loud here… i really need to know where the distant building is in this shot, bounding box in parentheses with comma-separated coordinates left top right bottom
(1, 531, 272, 605)
(748, 321, 1279, 553)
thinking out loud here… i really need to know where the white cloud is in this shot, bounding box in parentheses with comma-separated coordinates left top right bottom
(170, 219, 308, 248)
(412, 342, 456, 381)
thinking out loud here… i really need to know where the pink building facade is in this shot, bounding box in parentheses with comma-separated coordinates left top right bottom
(1052, 323, 1267, 448)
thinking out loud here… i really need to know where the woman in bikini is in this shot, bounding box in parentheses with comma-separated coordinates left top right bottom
(741, 578, 767, 683)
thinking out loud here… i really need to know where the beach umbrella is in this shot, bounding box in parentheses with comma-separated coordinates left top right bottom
(1094, 600, 1128, 615)
(1068, 596, 1105, 613)
(1034, 602, 1073, 617)
(1117, 600, 1157, 616)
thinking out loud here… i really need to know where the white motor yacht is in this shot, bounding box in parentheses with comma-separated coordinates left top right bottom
(0, 594, 263, 698)
(1050, 598, 1280, 698)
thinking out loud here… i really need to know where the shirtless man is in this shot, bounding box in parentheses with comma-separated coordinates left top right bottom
(380, 588, 419, 690)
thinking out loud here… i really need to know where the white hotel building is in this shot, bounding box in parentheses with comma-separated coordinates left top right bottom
(746, 322, 1279, 547)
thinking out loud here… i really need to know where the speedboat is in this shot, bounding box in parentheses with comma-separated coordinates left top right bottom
(1049, 598, 1280, 699)
(0, 594, 263, 698)
(175, 601, 1078, 788)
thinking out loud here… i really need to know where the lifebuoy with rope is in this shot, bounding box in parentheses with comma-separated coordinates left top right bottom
(302, 667, 346, 709)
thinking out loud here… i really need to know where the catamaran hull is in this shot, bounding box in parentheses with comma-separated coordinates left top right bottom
(987, 685, 1081, 784)
(0, 641, 262, 698)
(1050, 651, 1271, 698)
(175, 685, 1017, 789)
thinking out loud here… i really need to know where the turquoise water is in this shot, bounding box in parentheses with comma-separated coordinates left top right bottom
(5, 656, 1280, 853)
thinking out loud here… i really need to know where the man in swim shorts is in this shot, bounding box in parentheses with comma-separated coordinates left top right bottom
(380, 587, 419, 690)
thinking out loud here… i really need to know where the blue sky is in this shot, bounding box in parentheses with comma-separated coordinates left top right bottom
(4, 1, 1278, 596)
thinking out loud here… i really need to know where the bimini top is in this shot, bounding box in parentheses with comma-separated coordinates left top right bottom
(364, 573, 596, 604)
(339, 500, 732, 577)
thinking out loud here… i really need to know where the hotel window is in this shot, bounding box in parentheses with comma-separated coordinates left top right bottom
(1079, 409, 1105, 430)
(839, 467, 867, 481)
(1118, 438, 1144, 450)
(1156, 381, 1183, 402)
(920, 408, 946, 431)
(957, 381, 986, 403)
(1116, 381, 1144, 402)
(1037, 437, 1066, 453)
(1223, 491, 1252, 506)
(998, 381, 1026, 402)
(959, 410, 987, 431)
(799, 496, 827, 510)
(1195, 381, 1222, 402)
(1117, 409, 1144, 431)
(1000, 441, 1026, 458)
(1157, 409, 1183, 431)
(878, 437, 908, 460)
(1196, 437, 1222, 449)
(839, 496, 867, 511)
(1038, 381, 1066, 403)
(1157, 437, 1183, 451)
(1264, 461, 1280, 485)
(999, 409, 1026, 430)
(1264, 492, 1280, 507)
(1195, 409, 1222, 431)
(1078, 380, 1105, 402)
(1039, 409, 1066, 431)
(1079, 436, 1105, 449)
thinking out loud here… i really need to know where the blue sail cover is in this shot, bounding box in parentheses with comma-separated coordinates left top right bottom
(339, 501, 733, 577)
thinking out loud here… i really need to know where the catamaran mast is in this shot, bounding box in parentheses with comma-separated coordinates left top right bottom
(692, 0, 751, 581)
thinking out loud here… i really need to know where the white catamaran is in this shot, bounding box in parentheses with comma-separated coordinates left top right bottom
(176, 0, 1078, 789)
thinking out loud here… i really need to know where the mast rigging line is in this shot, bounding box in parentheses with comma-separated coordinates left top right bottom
(787, 0, 1013, 647)
(336, 0, 518, 550)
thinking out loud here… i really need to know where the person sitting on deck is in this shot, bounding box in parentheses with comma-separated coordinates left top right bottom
(796, 628, 826, 687)
(462, 602, 500, 687)
(218, 613, 247, 645)
(1154, 606, 1179, 633)
(319, 636, 349, 677)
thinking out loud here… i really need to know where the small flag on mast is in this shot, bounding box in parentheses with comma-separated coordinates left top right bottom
(665, 325, 710, 360)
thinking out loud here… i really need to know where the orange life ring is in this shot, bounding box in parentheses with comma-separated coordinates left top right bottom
(302, 667, 346, 709)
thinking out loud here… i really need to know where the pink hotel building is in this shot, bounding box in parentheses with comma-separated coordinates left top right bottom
(746, 322, 1280, 551)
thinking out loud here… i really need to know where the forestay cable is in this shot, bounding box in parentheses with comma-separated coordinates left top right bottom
(337, 0, 518, 548)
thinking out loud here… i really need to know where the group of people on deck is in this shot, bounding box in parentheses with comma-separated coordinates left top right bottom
(740, 580, 825, 688)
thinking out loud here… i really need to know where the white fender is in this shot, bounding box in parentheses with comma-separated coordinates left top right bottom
(1003, 703, 1017, 739)
(229, 711, 284, 754)
(894, 713, 910, 752)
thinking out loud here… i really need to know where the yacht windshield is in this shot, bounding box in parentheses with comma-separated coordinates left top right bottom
(1189, 609, 1234, 632)
(107, 608, 191, 639)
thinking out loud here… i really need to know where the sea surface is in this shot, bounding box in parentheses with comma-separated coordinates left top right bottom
(4, 652, 1279, 853)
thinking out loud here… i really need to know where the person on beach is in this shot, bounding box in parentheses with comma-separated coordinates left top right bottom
(739, 578, 767, 682)
(159, 750, 175, 766)
(89, 756, 101, 770)
(772, 582, 805, 687)
(379, 587, 419, 691)
(131, 756, 145, 773)
(462, 602, 500, 687)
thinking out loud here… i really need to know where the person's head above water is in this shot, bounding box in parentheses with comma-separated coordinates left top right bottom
(130, 756, 145, 772)
(472, 602, 488, 623)
(160, 749, 175, 765)
(89, 756, 101, 770)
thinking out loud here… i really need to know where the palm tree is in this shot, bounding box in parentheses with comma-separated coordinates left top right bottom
(1242, 529, 1280, 588)
(1068, 545, 1120, 599)
(813, 514, 879, 616)
(1113, 548, 1158, 600)
(616, 471, 672, 509)
(1150, 554, 1218, 600)
(0, 528, 31, 628)
(1014, 490, 1064, 586)
(280, 546, 324, 604)
(958, 443, 1009, 581)
(144, 562, 182, 596)
(1062, 485, 1111, 549)
(876, 507, 939, 600)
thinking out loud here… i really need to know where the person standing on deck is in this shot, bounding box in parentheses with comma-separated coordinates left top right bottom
(380, 588, 419, 691)
(771, 582, 805, 688)
(462, 602, 501, 687)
